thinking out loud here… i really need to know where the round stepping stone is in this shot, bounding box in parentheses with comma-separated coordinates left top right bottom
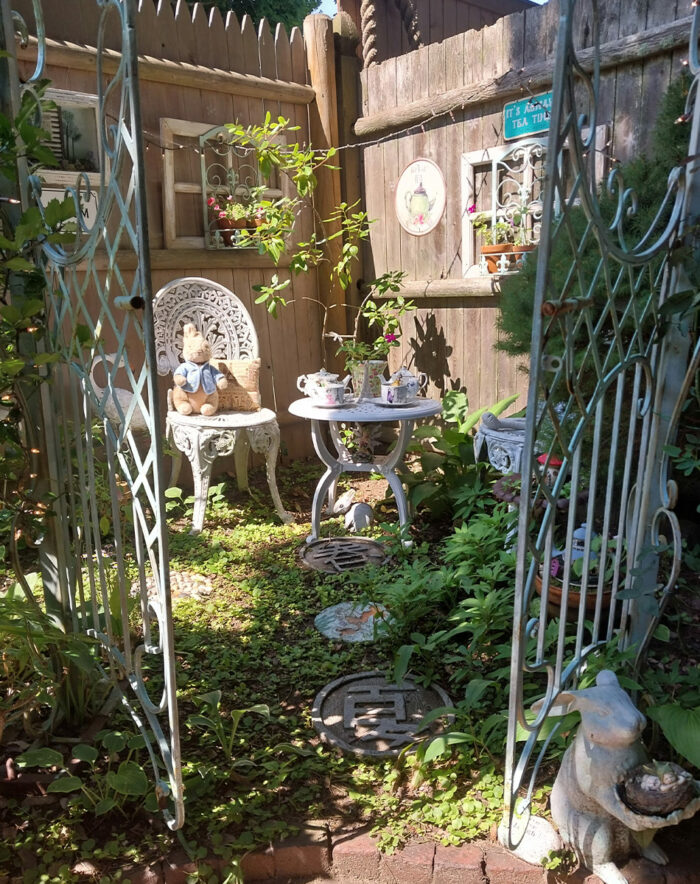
(312, 670, 453, 757)
(314, 601, 393, 642)
(300, 537, 388, 572)
(131, 569, 214, 601)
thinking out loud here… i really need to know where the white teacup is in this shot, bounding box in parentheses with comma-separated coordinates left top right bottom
(310, 382, 348, 407)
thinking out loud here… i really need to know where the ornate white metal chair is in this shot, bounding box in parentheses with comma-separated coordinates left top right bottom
(152, 277, 292, 533)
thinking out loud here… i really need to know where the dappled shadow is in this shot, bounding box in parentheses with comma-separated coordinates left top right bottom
(408, 312, 464, 395)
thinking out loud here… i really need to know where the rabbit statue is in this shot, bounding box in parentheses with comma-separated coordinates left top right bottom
(545, 670, 700, 884)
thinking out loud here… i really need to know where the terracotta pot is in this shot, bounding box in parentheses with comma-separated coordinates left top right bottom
(510, 244, 535, 268)
(216, 216, 246, 246)
(481, 243, 513, 274)
(535, 572, 612, 619)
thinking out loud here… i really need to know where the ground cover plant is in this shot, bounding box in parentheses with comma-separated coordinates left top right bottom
(2, 424, 699, 883)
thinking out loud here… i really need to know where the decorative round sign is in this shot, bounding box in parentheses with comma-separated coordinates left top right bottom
(394, 157, 446, 236)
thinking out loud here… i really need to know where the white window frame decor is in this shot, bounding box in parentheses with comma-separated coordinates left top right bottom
(461, 126, 609, 278)
(40, 88, 107, 227)
(160, 118, 283, 251)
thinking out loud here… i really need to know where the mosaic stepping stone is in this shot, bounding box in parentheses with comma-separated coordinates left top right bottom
(314, 601, 393, 642)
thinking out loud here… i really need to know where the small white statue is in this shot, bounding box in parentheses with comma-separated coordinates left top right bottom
(544, 670, 700, 884)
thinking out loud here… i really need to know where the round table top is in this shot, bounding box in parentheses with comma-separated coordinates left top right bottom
(288, 397, 442, 423)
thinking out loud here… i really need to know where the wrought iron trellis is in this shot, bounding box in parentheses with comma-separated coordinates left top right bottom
(503, 0, 700, 848)
(200, 124, 282, 250)
(2, 0, 183, 827)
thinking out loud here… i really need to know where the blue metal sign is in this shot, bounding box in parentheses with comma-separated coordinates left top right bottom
(503, 92, 553, 140)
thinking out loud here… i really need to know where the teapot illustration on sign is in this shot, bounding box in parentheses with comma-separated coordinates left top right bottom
(405, 180, 435, 227)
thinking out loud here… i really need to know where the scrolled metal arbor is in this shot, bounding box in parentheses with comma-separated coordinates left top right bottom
(503, 0, 700, 849)
(2, 0, 183, 828)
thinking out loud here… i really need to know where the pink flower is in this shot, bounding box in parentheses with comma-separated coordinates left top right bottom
(384, 333, 397, 342)
(218, 210, 227, 219)
(207, 196, 216, 206)
(468, 204, 476, 214)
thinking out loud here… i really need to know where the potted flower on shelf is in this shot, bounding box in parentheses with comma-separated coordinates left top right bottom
(509, 209, 536, 268)
(471, 213, 515, 274)
(208, 196, 249, 246)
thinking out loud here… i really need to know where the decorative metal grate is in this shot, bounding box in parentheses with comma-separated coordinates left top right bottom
(300, 537, 389, 572)
(502, 0, 700, 850)
(3, 0, 183, 828)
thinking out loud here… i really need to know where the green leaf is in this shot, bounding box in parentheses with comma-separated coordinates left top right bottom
(646, 705, 700, 768)
(16, 748, 64, 768)
(72, 744, 99, 765)
(164, 487, 183, 499)
(47, 775, 83, 793)
(196, 690, 222, 710)
(392, 644, 414, 684)
(462, 678, 494, 711)
(106, 760, 149, 796)
(4, 256, 36, 272)
(408, 483, 440, 508)
(95, 797, 118, 816)
(653, 624, 671, 642)
(423, 732, 473, 762)
(101, 731, 127, 753)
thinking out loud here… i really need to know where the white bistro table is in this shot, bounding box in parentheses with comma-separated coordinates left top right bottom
(289, 397, 442, 544)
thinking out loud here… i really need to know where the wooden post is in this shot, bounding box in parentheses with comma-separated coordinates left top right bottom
(333, 11, 364, 329)
(303, 14, 347, 370)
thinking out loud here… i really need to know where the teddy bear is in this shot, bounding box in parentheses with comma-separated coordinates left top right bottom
(172, 323, 228, 416)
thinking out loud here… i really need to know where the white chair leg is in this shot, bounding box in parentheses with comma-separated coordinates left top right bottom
(246, 421, 293, 525)
(233, 432, 250, 492)
(166, 420, 183, 487)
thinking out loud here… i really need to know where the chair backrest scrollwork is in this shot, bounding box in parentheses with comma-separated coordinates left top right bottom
(152, 277, 259, 375)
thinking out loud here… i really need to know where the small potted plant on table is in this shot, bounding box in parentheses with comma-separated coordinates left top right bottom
(330, 274, 415, 400)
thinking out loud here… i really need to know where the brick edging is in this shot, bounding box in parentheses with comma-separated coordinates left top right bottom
(79, 820, 700, 884)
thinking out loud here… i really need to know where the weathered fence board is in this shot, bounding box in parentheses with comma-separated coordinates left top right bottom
(360, 0, 689, 412)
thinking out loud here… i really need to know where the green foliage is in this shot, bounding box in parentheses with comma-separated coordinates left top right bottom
(496, 74, 693, 362)
(188, 0, 320, 33)
(404, 389, 518, 520)
(16, 729, 154, 817)
(186, 690, 270, 768)
(0, 576, 106, 741)
(646, 705, 700, 769)
(224, 114, 411, 361)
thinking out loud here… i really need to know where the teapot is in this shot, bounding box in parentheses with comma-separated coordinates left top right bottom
(380, 367, 428, 405)
(297, 369, 342, 399)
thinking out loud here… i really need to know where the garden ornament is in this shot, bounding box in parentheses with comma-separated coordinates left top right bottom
(536, 451, 564, 486)
(344, 502, 374, 532)
(89, 353, 148, 434)
(172, 323, 228, 416)
(535, 670, 700, 884)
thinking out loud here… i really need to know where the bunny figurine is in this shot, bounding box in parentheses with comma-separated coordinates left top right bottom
(545, 670, 700, 884)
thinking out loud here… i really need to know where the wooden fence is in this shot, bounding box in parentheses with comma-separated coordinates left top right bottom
(12, 0, 695, 463)
(355, 0, 691, 414)
(14, 0, 340, 461)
